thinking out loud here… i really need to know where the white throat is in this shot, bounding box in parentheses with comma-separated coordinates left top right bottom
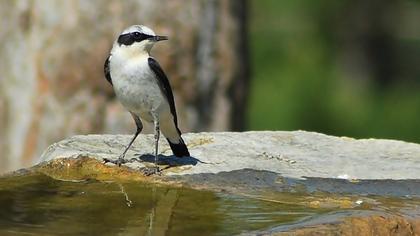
(111, 41, 153, 61)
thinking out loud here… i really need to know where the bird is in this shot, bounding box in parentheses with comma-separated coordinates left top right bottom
(103, 25, 190, 173)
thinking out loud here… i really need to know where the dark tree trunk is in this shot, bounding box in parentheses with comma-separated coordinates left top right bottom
(194, 0, 250, 131)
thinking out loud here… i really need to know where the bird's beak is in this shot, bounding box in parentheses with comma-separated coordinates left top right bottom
(153, 35, 168, 41)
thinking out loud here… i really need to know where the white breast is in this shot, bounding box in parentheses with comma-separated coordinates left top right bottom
(109, 54, 167, 122)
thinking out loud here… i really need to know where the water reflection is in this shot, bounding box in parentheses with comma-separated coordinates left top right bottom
(0, 173, 321, 235)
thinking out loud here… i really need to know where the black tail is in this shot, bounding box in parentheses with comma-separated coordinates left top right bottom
(167, 138, 190, 157)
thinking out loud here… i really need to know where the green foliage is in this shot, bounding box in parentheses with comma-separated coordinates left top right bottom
(248, 0, 420, 143)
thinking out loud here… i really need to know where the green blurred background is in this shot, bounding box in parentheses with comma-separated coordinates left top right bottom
(248, 0, 420, 142)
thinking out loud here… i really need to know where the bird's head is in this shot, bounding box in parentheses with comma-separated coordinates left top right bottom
(112, 25, 168, 56)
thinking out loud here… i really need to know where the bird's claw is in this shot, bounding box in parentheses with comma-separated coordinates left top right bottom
(140, 166, 161, 176)
(103, 157, 127, 166)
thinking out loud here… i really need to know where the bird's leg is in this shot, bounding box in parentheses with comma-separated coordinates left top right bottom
(104, 129, 140, 166)
(121, 130, 140, 162)
(104, 114, 143, 166)
(153, 118, 160, 170)
(140, 116, 161, 176)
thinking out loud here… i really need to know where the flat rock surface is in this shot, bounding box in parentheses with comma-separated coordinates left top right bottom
(39, 131, 420, 180)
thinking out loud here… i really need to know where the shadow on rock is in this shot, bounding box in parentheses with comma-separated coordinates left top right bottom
(132, 154, 201, 166)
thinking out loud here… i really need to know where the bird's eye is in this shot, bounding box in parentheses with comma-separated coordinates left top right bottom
(133, 32, 141, 38)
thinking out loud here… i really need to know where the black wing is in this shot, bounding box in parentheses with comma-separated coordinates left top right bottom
(104, 55, 113, 85)
(148, 57, 179, 127)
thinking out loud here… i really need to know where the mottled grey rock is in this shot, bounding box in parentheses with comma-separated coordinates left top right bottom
(39, 131, 420, 180)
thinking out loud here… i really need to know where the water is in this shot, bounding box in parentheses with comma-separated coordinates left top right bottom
(0, 172, 328, 235)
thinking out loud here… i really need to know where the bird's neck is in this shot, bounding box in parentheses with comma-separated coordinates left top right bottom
(114, 48, 150, 62)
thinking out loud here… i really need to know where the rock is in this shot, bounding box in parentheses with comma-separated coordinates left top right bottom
(39, 131, 420, 180)
(270, 215, 420, 236)
(34, 130, 420, 197)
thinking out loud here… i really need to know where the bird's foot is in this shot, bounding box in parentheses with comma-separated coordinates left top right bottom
(103, 157, 127, 167)
(139, 166, 161, 176)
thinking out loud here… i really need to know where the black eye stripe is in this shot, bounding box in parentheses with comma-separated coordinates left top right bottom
(117, 32, 154, 46)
